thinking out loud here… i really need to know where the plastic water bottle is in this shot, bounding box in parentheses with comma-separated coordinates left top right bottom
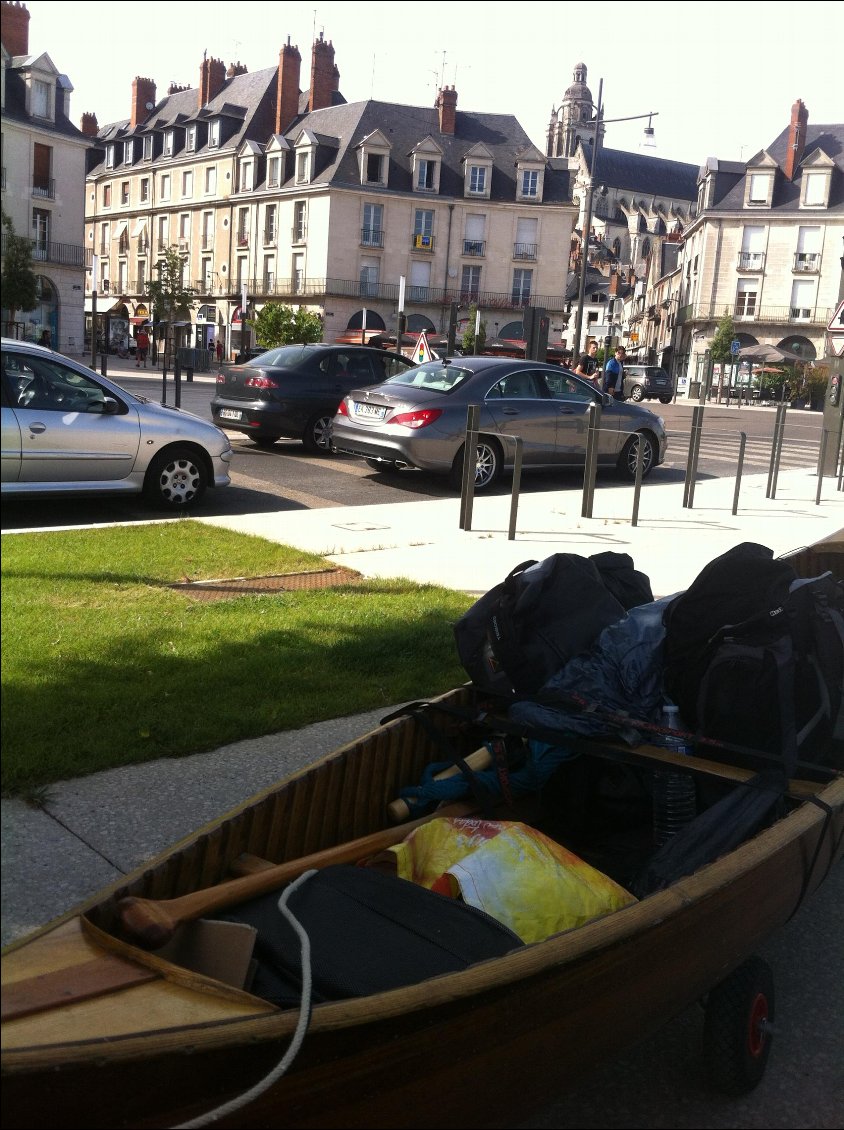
(652, 703, 697, 847)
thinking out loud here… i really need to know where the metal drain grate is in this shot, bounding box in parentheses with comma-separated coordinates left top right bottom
(170, 568, 366, 601)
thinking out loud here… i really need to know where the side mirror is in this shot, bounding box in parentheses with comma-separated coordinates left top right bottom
(100, 397, 120, 415)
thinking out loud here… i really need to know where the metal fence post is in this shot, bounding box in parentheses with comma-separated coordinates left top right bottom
(508, 437, 523, 540)
(581, 401, 601, 519)
(459, 404, 480, 531)
(767, 403, 787, 499)
(631, 434, 644, 527)
(683, 404, 704, 509)
(732, 432, 747, 515)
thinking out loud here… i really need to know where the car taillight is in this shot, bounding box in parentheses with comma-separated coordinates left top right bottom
(244, 375, 280, 389)
(390, 408, 443, 429)
(215, 373, 225, 384)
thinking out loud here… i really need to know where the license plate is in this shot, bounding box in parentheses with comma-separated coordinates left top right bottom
(353, 402, 386, 420)
(218, 408, 242, 421)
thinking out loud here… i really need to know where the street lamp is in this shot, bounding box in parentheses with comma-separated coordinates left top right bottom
(571, 83, 659, 360)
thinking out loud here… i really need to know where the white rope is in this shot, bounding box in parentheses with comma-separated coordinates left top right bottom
(173, 869, 317, 1129)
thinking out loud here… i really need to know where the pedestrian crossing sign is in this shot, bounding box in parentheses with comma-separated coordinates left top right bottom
(414, 332, 433, 364)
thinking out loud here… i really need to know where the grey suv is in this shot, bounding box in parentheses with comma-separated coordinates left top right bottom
(623, 365, 674, 404)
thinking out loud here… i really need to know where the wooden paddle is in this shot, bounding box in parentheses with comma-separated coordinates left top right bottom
(386, 746, 492, 822)
(117, 798, 477, 950)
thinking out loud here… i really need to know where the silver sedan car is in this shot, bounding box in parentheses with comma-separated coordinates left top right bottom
(331, 356, 667, 490)
(1, 338, 232, 508)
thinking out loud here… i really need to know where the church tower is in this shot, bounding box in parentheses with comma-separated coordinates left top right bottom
(546, 62, 601, 158)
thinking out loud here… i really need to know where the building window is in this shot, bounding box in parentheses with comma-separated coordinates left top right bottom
(32, 79, 51, 118)
(105, 145, 115, 170)
(409, 259, 431, 301)
(794, 226, 821, 271)
(263, 256, 275, 292)
(157, 216, 168, 251)
(267, 156, 281, 187)
(468, 166, 486, 194)
(292, 253, 305, 294)
(366, 153, 385, 184)
(463, 213, 485, 256)
(359, 259, 379, 297)
(143, 134, 153, 160)
(162, 131, 174, 157)
(102, 184, 111, 207)
(121, 181, 130, 205)
(514, 216, 538, 259)
(179, 213, 190, 241)
(205, 166, 217, 194)
(293, 200, 306, 242)
(32, 142, 52, 196)
(747, 173, 771, 204)
(209, 120, 220, 148)
(137, 259, 146, 289)
(236, 257, 248, 289)
(264, 204, 277, 244)
(734, 279, 757, 318)
(160, 173, 170, 200)
(414, 209, 434, 239)
(140, 177, 150, 202)
(802, 172, 827, 207)
(461, 265, 481, 298)
(202, 211, 214, 250)
(416, 158, 435, 191)
(201, 258, 213, 291)
(124, 140, 134, 165)
(186, 125, 197, 153)
(32, 208, 49, 257)
(100, 222, 109, 255)
(512, 268, 532, 305)
(362, 202, 383, 246)
(182, 170, 193, 198)
(238, 160, 253, 193)
(739, 225, 765, 270)
(237, 207, 249, 247)
(521, 170, 538, 197)
(296, 151, 310, 184)
(789, 279, 815, 320)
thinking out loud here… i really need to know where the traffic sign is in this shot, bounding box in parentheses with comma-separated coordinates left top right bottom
(730, 339, 741, 354)
(414, 332, 433, 364)
(827, 299, 844, 333)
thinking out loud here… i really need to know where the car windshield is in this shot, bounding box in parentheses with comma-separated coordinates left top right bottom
(381, 361, 471, 393)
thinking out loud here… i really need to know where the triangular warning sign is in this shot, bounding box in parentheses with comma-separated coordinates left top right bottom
(414, 332, 433, 364)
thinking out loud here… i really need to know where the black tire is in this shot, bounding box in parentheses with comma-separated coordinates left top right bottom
(629, 384, 645, 402)
(616, 431, 656, 481)
(703, 956, 775, 1096)
(253, 435, 281, 448)
(659, 395, 673, 404)
(303, 413, 332, 453)
(449, 437, 502, 492)
(365, 458, 401, 474)
(143, 445, 208, 509)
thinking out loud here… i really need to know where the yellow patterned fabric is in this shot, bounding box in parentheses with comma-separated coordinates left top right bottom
(390, 817, 637, 944)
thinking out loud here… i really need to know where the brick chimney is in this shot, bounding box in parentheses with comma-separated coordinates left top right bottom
(80, 111, 99, 137)
(276, 38, 302, 132)
(198, 56, 226, 109)
(436, 86, 457, 135)
(784, 98, 809, 181)
(167, 82, 189, 95)
(130, 77, 157, 128)
(227, 61, 248, 78)
(308, 32, 335, 113)
(0, 1, 30, 57)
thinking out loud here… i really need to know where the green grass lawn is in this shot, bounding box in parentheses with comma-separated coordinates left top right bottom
(1, 522, 472, 797)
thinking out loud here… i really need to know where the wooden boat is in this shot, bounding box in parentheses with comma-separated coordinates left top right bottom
(2, 539, 842, 1130)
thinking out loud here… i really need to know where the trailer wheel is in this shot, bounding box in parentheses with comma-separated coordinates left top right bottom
(703, 956, 775, 1095)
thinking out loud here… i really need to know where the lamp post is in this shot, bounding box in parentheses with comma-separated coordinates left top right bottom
(571, 83, 659, 360)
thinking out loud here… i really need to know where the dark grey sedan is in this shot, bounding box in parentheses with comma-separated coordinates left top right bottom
(331, 357, 667, 490)
(211, 344, 415, 452)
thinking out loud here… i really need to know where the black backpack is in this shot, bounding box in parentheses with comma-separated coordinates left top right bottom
(454, 552, 652, 697)
(663, 544, 844, 769)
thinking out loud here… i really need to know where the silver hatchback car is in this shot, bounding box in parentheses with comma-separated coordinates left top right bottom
(1, 338, 232, 508)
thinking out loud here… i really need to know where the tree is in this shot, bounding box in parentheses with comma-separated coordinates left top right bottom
(251, 303, 323, 347)
(709, 312, 736, 363)
(146, 246, 196, 365)
(461, 305, 487, 354)
(1, 209, 38, 328)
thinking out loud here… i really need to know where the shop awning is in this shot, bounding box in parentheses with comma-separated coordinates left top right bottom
(84, 296, 123, 313)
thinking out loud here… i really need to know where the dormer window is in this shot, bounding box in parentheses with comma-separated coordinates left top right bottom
(515, 148, 546, 202)
(366, 153, 384, 183)
(105, 145, 115, 170)
(417, 159, 435, 191)
(469, 166, 486, 194)
(208, 120, 220, 149)
(802, 171, 830, 208)
(746, 173, 772, 207)
(186, 125, 197, 153)
(143, 134, 153, 160)
(32, 79, 52, 119)
(521, 170, 538, 197)
(163, 131, 174, 157)
(237, 159, 253, 192)
(267, 156, 281, 187)
(296, 151, 310, 184)
(123, 140, 134, 165)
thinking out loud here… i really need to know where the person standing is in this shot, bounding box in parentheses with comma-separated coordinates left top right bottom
(574, 339, 599, 384)
(135, 328, 150, 368)
(603, 346, 627, 400)
(215, 339, 224, 364)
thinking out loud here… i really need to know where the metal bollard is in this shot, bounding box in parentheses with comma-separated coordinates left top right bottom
(507, 437, 523, 541)
(459, 404, 480, 531)
(100, 352, 107, 377)
(732, 432, 747, 515)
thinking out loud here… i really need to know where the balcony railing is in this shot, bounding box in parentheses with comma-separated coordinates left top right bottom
(675, 302, 833, 327)
(513, 243, 538, 260)
(32, 178, 55, 199)
(736, 251, 765, 271)
(793, 252, 819, 272)
(2, 235, 87, 267)
(462, 239, 485, 257)
(361, 227, 384, 247)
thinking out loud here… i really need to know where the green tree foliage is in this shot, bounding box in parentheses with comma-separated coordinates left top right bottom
(146, 246, 196, 362)
(251, 303, 323, 346)
(461, 305, 487, 354)
(710, 312, 736, 362)
(1, 210, 38, 323)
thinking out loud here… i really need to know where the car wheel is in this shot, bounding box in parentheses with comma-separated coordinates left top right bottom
(449, 437, 502, 492)
(658, 395, 673, 404)
(253, 435, 281, 448)
(629, 384, 645, 402)
(303, 413, 332, 454)
(617, 431, 656, 481)
(365, 458, 401, 474)
(143, 445, 208, 509)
